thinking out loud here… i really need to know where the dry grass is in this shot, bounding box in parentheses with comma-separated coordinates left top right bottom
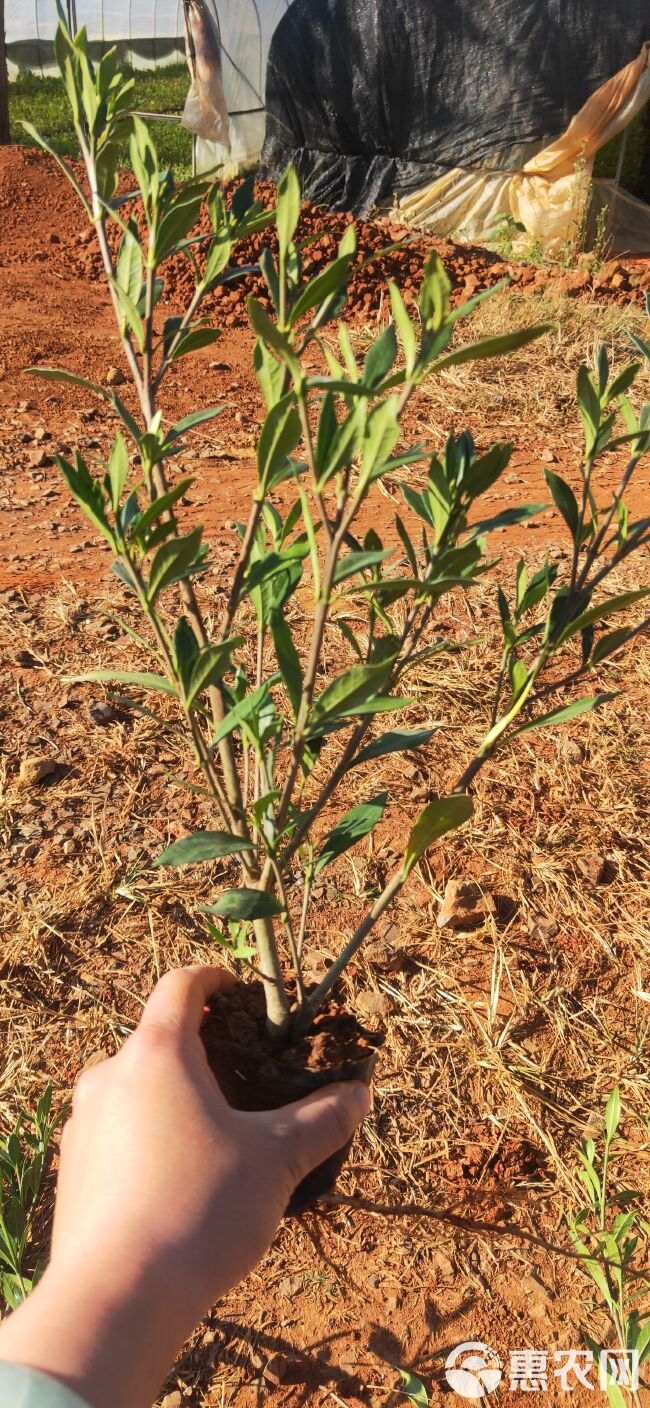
(1, 286, 650, 1402)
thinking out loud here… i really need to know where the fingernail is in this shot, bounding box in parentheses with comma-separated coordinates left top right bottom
(347, 1081, 371, 1120)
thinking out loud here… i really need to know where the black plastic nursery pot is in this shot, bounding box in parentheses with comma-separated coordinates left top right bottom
(200, 980, 383, 1215)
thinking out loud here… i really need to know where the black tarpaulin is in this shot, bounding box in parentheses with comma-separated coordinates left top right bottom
(260, 0, 650, 214)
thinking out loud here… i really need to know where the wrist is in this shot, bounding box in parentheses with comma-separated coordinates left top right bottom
(0, 1255, 195, 1408)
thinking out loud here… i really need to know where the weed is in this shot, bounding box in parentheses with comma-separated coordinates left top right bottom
(570, 1089, 650, 1407)
(0, 1085, 62, 1310)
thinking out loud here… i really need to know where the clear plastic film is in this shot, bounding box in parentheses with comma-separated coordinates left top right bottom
(181, 0, 230, 144)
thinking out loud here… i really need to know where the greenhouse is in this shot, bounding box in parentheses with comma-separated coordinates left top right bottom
(5, 0, 650, 251)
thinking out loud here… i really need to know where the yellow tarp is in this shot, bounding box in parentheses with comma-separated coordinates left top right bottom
(398, 42, 650, 255)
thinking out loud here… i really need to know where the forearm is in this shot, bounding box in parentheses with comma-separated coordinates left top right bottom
(0, 1259, 198, 1408)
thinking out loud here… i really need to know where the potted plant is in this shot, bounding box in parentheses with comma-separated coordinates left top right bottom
(26, 17, 650, 1212)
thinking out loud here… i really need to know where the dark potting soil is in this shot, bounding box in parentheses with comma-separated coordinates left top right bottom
(200, 979, 382, 1113)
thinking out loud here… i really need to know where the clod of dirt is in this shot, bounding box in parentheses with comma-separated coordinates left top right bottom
(105, 365, 126, 386)
(561, 736, 585, 764)
(357, 990, 391, 1019)
(263, 1353, 289, 1386)
(437, 878, 496, 930)
(88, 699, 116, 725)
(578, 853, 616, 886)
(29, 448, 50, 468)
(17, 756, 57, 788)
(528, 917, 560, 942)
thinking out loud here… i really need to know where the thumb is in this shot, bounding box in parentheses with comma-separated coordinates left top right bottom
(272, 1080, 371, 1185)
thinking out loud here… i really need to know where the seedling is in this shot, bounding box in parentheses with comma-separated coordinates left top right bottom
(0, 1085, 62, 1309)
(571, 1089, 650, 1407)
(27, 17, 650, 1046)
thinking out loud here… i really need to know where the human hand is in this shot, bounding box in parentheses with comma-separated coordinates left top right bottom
(0, 966, 370, 1408)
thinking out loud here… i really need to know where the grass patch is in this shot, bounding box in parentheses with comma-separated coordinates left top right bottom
(9, 64, 193, 178)
(594, 107, 649, 203)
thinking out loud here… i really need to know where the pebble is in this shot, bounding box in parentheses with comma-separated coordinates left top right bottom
(18, 756, 57, 789)
(357, 990, 391, 1019)
(105, 366, 126, 386)
(437, 877, 496, 930)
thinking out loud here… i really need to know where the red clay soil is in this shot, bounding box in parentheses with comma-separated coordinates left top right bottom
(1, 144, 649, 600)
(1, 145, 649, 1407)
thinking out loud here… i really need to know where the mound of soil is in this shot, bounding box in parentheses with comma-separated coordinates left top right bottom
(1, 146, 648, 332)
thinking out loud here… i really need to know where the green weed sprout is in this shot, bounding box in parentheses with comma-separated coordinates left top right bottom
(571, 1089, 650, 1407)
(0, 1085, 62, 1310)
(26, 16, 650, 1041)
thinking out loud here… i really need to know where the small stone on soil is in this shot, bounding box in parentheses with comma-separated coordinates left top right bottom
(437, 877, 496, 930)
(105, 366, 126, 386)
(357, 990, 391, 1019)
(88, 699, 116, 725)
(263, 1353, 289, 1385)
(18, 756, 57, 789)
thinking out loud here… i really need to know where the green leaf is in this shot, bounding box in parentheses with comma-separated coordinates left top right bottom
(463, 441, 513, 498)
(559, 587, 650, 643)
(388, 282, 417, 375)
(154, 831, 253, 866)
(28, 366, 106, 397)
(510, 693, 618, 739)
(419, 250, 451, 331)
(173, 617, 199, 693)
(247, 298, 294, 360)
(257, 393, 302, 489)
(201, 889, 284, 921)
(467, 503, 546, 538)
(129, 478, 194, 542)
(363, 325, 398, 388)
(148, 526, 203, 602)
(591, 627, 634, 666)
(316, 403, 365, 488)
(353, 727, 435, 767)
(203, 231, 233, 287)
(544, 469, 579, 540)
(253, 337, 287, 410)
(605, 363, 640, 405)
(394, 1369, 429, 1408)
(73, 669, 176, 695)
(185, 638, 243, 712)
(211, 677, 281, 746)
(270, 611, 303, 716)
(310, 658, 395, 727)
(168, 327, 222, 365)
(154, 185, 205, 263)
(56, 453, 115, 548)
(107, 432, 128, 513)
(577, 363, 601, 455)
(433, 323, 551, 373)
(276, 165, 300, 260)
(636, 1319, 650, 1366)
(290, 251, 353, 327)
(110, 278, 145, 352)
(403, 793, 473, 878)
(333, 548, 393, 584)
(165, 407, 224, 444)
(359, 397, 400, 486)
(315, 793, 387, 874)
(115, 220, 143, 308)
(605, 1086, 621, 1142)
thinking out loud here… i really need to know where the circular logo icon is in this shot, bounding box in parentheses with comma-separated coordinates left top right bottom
(444, 1342, 503, 1399)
